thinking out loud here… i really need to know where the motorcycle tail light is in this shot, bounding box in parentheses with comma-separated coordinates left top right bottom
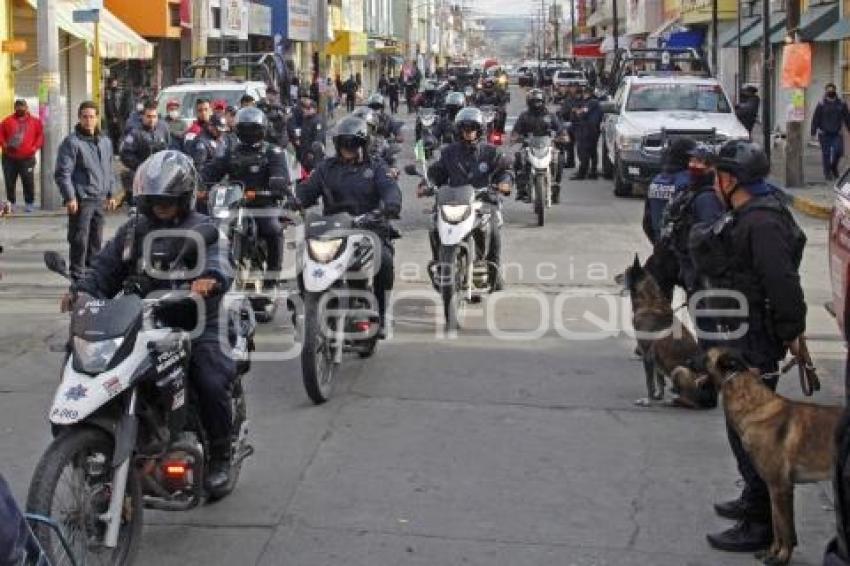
(163, 461, 189, 479)
(489, 132, 503, 145)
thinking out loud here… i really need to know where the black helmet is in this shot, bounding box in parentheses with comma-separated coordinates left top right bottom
(715, 140, 770, 184)
(527, 89, 545, 111)
(662, 138, 697, 172)
(454, 107, 484, 142)
(367, 93, 385, 111)
(209, 114, 228, 132)
(351, 107, 378, 134)
(688, 142, 717, 165)
(132, 150, 198, 222)
(234, 106, 267, 145)
(333, 116, 369, 154)
(483, 77, 495, 90)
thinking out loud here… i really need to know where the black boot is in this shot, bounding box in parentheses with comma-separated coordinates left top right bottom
(706, 520, 772, 553)
(206, 442, 232, 495)
(552, 186, 560, 204)
(714, 496, 770, 521)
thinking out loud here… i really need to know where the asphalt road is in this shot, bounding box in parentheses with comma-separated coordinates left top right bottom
(0, 86, 845, 565)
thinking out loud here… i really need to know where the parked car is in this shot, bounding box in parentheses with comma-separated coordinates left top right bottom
(552, 69, 588, 102)
(830, 171, 850, 343)
(600, 75, 748, 196)
(156, 80, 268, 135)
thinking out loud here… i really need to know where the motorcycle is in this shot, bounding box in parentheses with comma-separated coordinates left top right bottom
(479, 105, 504, 146)
(404, 164, 502, 331)
(521, 135, 554, 227)
(416, 107, 440, 159)
(205, 177, 296, 323)
(26, 233, 255, 565)
(297, 209, 396, 404)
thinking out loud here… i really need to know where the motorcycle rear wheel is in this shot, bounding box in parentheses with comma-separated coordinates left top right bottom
(26, 427, 143, 566)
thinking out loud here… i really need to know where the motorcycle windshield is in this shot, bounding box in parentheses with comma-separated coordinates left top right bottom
(419, 107, 435, 118)
(436, 185, 475, 206)
(529, 135, 551, 150)
(209, 184, 243, 216)
(305, 212, 354, 239)
(71, 295, 143, 341)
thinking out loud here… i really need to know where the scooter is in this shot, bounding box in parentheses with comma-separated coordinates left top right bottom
(26, 233, 255, 565)
(405, 164, 502, 331)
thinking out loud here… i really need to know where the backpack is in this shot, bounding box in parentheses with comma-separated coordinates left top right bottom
(658, 185, 714, 258)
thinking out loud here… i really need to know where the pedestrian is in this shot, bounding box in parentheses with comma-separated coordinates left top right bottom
(326, 77, 339, 118)
(387, 77, 400, 114)
(570, 86, 602, 180)
(0, 100, 43, 213)
(734, 85, 759, 138)
(690, 141, 807, 555)
(54, 101, 118, 281)
(183, 97, 213, 149)
(378, 73, 389, 96)
(811, 83, 850, 181)
(343, 75, 358, 112)
(104, 78, 124, 153)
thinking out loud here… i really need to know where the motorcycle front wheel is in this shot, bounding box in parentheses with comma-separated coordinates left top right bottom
(534, 174, 546, 227)
(439, 245, 467, 331)
(26, 427, 143, 566)
(301, 292, 337, 404)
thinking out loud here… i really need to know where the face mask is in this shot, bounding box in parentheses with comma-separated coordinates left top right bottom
(168, 110, 180, 120)
(688, 165, 706, 177)
(827, 91, 838, 99)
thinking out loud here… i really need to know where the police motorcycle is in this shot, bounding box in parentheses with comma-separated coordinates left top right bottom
(26, 228, 255, 565)
(297, 208, 397, 404)
(521, 134, 555, 227)
(479, 105, 504, 146)
(415, 106, 440, 160)
(404, 163, 503, 331)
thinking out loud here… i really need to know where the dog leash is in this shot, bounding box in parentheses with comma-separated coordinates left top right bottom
(780, 336, 821, 397)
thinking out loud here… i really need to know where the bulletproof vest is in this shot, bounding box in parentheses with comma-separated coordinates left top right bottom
(229, 143, 270, 183)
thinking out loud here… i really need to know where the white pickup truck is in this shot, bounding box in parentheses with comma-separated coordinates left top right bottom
(600, 75, 749, 196)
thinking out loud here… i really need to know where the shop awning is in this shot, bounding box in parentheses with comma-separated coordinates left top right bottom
(816, 17, 850, 41)
(649, 17, 682, 39)
(770, 3, 838, 43)
(26, 0, 153, 60)
(573, 40, 604, 58)
(328, 31, 368, 57)
(737, 14, 786, 47)
(720, 16, 761, 47)
(663, 29, 706, 48)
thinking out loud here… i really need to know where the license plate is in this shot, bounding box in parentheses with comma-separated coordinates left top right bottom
(628, 167, 640, 176)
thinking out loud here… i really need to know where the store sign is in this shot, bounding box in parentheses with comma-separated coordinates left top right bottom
(221, 0, 244, 38)
(288, 0, 316, 42)
(249, 2, 272, 36)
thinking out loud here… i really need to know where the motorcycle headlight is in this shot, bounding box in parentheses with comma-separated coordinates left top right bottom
(440, 204, 471, 224)
(308, 238, 344, 264)
(498, 76, 507, 85)
(73, 336, 124, 374)
(421, 116, 435, 126)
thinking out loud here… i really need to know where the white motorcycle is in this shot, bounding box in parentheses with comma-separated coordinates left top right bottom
(523, 134, 554, 226)
(405, 164, 502, 331)
(297, 209, 396, 404)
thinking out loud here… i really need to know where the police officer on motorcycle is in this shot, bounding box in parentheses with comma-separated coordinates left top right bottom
(352, 107, 400, 178)
(61, 151, 238, 494)
(690, 141, 807, 554)
(367, 93, 404, 141)
(418, 107, 513, 290)
(434, 92, 466, 146)
(202, 107, 294, 289)
(257, 86, 289, 146)
(474, 77, 508, 132)
(511, 89, 566, 202)
(296, 116, 402, 337)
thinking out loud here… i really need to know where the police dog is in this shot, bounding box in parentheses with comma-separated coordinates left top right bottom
(621, 254, 714, 408)
(703, 347, 842, 566)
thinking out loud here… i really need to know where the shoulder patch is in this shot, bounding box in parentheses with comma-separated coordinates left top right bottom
(124, 134, 134, 144)
(363, 168, 374, 179)
(478, 162, 489, 173)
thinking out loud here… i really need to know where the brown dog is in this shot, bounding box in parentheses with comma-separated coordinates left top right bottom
(622, 255, 715, 408)
(704, 347, 843, 565)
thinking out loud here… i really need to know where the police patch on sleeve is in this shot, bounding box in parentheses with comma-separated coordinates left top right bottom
(363, 168, 374, 179)
(479, 162, 489, 173)
(124, 135, 134, 144)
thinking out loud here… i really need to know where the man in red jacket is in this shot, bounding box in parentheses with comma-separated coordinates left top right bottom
(0, 100, 44, 212)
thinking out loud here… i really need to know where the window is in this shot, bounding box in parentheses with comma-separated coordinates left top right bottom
(212, 7, 221, 31)
(625, 83, 732, 113)
(168, 3, 181, 28)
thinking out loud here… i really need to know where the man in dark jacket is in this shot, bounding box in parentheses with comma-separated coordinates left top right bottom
(421, 107, 513, 289)
(557, 85, 581, 169)
(119, 101, 171, 206)
(693, 141, 807, 554)
(734, 85, 759, 137)
(55, 101, 118, 281)
(812, 83, 850, 180)
(342, 75, 358, 112)
(287, 97, 325, 173)
(104, 78, 125, 153)
(571, 86, 603, 180)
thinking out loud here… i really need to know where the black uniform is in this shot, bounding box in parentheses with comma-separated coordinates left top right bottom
(387, 80, 400, 114)
(474, 89, 507, 131)
(571, 94, 603, 178)
(119, 122, 171, 204)
(296, 156, 402, 320)
(287, 113, 326, 172)
(735, 95, 759, 135)
(104, 86, 125, 154)
(374, 111, 403, 141)
(74, 211, 236, 446)
(427, 140, 512, 283)
(512, 109, 564, 196)
(557, 95, 580, 168)
(258, 100, 289, 146)
(691, 184, 807, 518)
(203, 142, 292, 277)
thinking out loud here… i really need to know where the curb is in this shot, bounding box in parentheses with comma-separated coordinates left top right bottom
(790, 194, 833, 220)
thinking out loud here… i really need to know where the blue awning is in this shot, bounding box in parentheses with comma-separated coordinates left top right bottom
(664, 29, 706, 49)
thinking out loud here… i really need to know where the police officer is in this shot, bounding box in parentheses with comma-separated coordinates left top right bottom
(189, 114, 229, 178)
(419, 79, 445, 111)
(257, 86, 289, 146)
(352, 107, 399, 177)
(287, 97, 325, 173)
(570, 85, 602, 180)
(420, 107, 513, 290)
(367, 93, 404, 141)
(119, 101, 171, 207)
(511, 89, 565, 202)
(431, 91, 466, 147)
(557, 84, 581, 169)
(474, 77, 508, 132)
(64, 151, 237, 494)
(296, 116, 402, 336)
(690, 141, 807, 554)
(203, 107, 293, 289)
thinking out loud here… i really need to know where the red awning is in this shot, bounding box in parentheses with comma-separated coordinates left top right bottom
(573, 42, 603, 59)
(180, 0, 192, 29)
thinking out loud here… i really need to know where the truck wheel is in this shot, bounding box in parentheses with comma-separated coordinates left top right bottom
(601, 140, 614, 180)
(613, 159, 633, 198)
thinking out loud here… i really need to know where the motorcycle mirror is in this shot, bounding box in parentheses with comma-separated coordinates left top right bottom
(403, 164, 420, 177)
(43, 251, 70, 279)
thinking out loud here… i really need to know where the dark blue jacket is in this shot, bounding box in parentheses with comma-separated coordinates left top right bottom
(202, 141, 291, 200)
(75, 212, 234, 340)
(54, 126, 116, 204)
(119, 121, 171, 172)
(428, 141, 513, 188)
(189, 130, 228, 172)
(812, 97, 850, 136)
(297, 156, 402, 218)
(644, 170, 691, 243)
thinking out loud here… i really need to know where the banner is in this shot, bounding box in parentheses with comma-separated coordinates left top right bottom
(781, 43, 812, 88)
(288, 0, 315, 41)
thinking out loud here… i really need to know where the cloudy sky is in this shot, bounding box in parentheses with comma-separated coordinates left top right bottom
(467, 0, 540, 17)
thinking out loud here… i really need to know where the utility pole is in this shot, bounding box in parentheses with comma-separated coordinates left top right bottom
(570, 0, 576, 56)
(554, 1, 560, 58)
(761, 0, 771, 161)
(784, 0, 803, 186)
(93, 17, 102, 116)
(711, 0, 718, 73)
(318, 0, 328, 122)
(37, 0, 61, 210)
(612, 0, 619, 53)
(736, 0, 742, 98)
(426, 0, 432, 75)
(191, 0, 209, 61)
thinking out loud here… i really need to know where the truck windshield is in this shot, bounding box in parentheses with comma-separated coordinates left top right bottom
(625, 83, 731, 113)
